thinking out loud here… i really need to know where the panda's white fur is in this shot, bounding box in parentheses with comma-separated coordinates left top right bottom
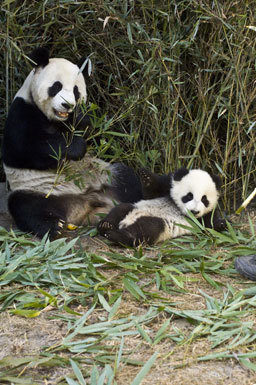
(3, 48, 142, 239)
(119, 197, 191, 242)
(4, 155, 111, 195)
(170, 169, 219, 217)
(97, 168, 221, 246)
(16, 58, 87, 121)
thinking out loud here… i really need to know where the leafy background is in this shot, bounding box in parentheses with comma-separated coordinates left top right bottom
(1, 0, 256, 210)
(1, 1, 256, 384)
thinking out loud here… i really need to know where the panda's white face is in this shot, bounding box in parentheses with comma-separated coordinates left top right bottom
(29, 58, 87, 121)
(170, 169, 219, 217)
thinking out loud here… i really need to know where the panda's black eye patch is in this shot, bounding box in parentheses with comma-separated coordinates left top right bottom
(48, 81, 63, 97)
(73, 85, 80, 101)
(182, 192, 193, 203)
(201, 195, 209, 207)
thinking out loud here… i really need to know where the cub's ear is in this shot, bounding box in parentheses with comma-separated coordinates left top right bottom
(211, 174, 222, 191)
(173, 167, 189, 181)
(29, 47, 49, 67)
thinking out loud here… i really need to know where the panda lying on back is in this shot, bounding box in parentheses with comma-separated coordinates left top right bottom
(97, 167, 226, 246)
(2, 48, 142, 239)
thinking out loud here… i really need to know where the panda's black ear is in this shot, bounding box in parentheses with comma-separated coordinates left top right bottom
(211, 174, 222, 191)
(29, 48, 49, 67)
(173, 167, 189, 181)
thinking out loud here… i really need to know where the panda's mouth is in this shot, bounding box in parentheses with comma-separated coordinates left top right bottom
(53, 109, 69, 120)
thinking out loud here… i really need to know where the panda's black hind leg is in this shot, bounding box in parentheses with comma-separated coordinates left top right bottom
(8, 190, 67, 239)
(102, 228, 137, 247)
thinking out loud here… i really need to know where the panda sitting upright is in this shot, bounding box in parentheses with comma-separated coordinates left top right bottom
(97, 167, 226, 247)
(2, 48, 142, 239)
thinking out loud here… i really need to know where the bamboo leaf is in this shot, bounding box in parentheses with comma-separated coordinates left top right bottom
(130, 352, 158, 385)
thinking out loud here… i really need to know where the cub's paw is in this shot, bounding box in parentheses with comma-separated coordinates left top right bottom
(139, 168, 153, 187)
(213, 218, 228, 232)
(97, 220, 117, 236)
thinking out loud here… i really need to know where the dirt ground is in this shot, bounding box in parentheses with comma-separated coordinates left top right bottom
(1, 291, 256, 385)
(1, 183, 256, 384)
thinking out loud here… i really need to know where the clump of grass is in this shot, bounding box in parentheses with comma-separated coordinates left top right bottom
(1, 1, 256, 208)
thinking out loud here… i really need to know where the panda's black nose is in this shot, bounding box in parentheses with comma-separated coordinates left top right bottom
(62, 102, 74, 110)
(191, 210, 199, 215)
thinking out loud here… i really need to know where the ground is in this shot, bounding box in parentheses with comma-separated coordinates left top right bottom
(0, 183, 256, 385)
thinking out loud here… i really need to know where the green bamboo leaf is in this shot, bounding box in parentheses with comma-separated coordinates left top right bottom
(0, 376, 34, 384)
(123, 277, 146, 300)
(104, 131, 131, 137)
(98, 293, 111, 312)
(108, 295, 122, 320)
(90, 365, 99, 385)
(127, 23, 133, 44)
(69, 359, 86, 385)
(116, 336, 124, 368)
(10, 309, 41, 318)
(201, 271, 220, 289)
(64, 304, 82, 316)
(130, 352, 158, 385)
(239, 358, 256, 371)
(153, 319, 170, 345)
(65, 378, 80, 385)
(136, 324, 152, 344)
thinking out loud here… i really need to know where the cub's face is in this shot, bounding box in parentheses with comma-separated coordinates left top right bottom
(30, 58, 87, 121)
(170, 169, 220, 218)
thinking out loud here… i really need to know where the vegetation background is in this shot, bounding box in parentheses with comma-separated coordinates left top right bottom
(1, 0, 256, 212)
(1, 2, 256, 384)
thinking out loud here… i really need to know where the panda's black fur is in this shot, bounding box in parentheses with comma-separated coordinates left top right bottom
(97, 167, 226, 247)
(2, 48, 142, 239)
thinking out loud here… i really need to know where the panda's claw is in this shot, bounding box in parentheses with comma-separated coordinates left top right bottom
(58, 219, 65, 228)
(100, 221, 114, 230)
(139, 168, 152, 186)
(98, 220, 116, 237)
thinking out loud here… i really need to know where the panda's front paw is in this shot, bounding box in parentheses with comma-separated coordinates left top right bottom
(50, 218, 67, 239)
(139, 168, 153, 187)
(97, 220, 117, 236)
(213, 218, 228, 232)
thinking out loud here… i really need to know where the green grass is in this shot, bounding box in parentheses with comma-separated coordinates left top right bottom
(0, 217, 256, 383)
(1, 0, 256, 209)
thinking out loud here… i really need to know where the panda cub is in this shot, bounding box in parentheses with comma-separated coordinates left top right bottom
(2, 48, 142, 239)
(97, 167, 225, 247)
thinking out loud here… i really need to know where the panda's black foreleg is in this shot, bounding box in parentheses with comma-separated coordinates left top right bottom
(102, 228, 137, 247)
(139, 168, 171, 199)
(199, 210, 227, 232)
(99, 215, 166, 247)
(8, 190, 67, 239)
(97, 203, 134, 234)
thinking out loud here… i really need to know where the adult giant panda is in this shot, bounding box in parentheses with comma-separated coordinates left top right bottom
(2, 48, 142, 239)
(97, 168, 226, 246)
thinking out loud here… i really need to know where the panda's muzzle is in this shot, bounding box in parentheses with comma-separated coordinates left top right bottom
(53, 103, 75, 120)
(54, 109, 69, 119)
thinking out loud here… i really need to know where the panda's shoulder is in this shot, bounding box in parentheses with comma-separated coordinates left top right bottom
(6, 97, 49, 132)
(9, 97, 41, 119)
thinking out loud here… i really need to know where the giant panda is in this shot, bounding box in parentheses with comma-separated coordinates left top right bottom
(97, 167, 226, 246)
(2, 48, 142, 239)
